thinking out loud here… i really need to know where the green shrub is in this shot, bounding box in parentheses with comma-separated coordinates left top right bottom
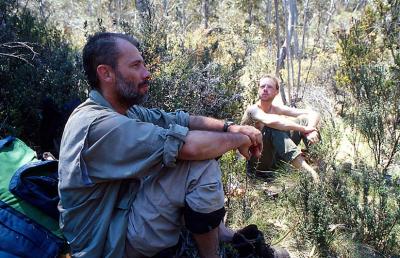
(282, 119, 400, 256)
(0, 0, 86, 152)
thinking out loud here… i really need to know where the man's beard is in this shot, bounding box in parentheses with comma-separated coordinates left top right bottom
(115, 71, 148, 106)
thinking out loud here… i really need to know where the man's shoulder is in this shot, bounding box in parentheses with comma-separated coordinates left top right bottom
(65, 99, 128, 133)
(70, 99, 117, 119)
(241, 104, 259, 125)
(246, 104, 260, 113)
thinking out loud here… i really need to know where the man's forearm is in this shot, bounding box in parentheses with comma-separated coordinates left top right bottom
(252, 108, 318, 133)
(188, 115, 225, 131)
(186, 115, 263, 159)
(258, 115, 307, 132)
(307, 111, 320, 128)
(178, 131, 250, 160)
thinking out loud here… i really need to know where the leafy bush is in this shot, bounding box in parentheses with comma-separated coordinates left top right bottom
(330, 3, 400, 253)
(335, 1, 400, 170)
(118, 4, 247, 119)
(219, 151, 249, 225)
(0, 0, 86, 153)
(284, 123, 400, 256)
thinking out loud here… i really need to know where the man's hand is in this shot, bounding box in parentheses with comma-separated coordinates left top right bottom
(304, 130, 320, 144)
(237, 136, 253, 160)
(249, 145, 262, 159)
(302, 125, 316, 135)
(228, 125, 263, 158)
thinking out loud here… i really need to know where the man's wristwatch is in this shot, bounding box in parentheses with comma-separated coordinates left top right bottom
(223, 121, 235, 132)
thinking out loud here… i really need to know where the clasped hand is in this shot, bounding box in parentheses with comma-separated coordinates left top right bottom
(228, 125, 263, 160)
(304, 130, 320, 144)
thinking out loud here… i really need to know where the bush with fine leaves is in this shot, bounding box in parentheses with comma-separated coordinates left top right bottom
(0, 0, 86, 153)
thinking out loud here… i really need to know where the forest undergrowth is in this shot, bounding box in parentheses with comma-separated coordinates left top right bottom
(219, 110, 400, 257)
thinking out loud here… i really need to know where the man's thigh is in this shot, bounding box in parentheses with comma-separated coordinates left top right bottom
(126, 159, 224, 257)
(268, 127, 301, 163)
(250, 126, 301, 170)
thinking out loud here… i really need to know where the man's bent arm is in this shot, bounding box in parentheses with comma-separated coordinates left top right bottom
(189, 115, 263, 152)
(250, 106, 315, 133)
(178, 131, 252, 160)
(276, 105, 320, 128)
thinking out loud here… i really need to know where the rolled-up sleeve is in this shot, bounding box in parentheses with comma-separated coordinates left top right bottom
(127, 106, 189, 128)
(83, 112, 189, 182)
(163, 124, 188, 167)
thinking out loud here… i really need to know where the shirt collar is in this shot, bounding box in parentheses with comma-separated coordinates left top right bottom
(89, 90, 115, 110)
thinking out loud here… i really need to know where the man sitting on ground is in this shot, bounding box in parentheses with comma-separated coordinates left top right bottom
(241, 75, 321, 182)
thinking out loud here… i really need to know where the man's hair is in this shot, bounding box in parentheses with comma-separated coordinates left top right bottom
(82, 32, 140, 90)
(260, 75, 279, 90)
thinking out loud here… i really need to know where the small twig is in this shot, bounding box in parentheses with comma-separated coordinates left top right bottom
(0, 41, 38, 65)
(0, 52, 33, 65)
(308, 244, 316, 257)
(272, 220, 300, 245)
(383, 133, 400, 173)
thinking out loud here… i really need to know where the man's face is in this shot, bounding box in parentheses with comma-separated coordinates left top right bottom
(258, 77, 278, 101)
(114, 39, 151, 105)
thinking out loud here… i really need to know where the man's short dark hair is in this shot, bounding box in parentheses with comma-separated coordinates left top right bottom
(82, 32, 140, 90)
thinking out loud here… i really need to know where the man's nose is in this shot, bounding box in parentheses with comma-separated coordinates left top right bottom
(142, 67, 151, 80)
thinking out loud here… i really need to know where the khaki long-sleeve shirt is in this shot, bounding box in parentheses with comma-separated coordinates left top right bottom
(58, 90, 189, 258)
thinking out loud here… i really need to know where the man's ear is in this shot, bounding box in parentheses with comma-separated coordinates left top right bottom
(97, 64, 114, 83)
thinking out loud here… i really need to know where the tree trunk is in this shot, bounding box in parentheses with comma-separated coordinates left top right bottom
(304, 8, 322, 88)
(176, 0, 186, 33)
(265, 0, 273, 49)
(248, 2, 254, 24)
(353, 0, 366, 12)
(116, 0, 122, 27)
(87, 1, 94, 16)
(264, 0, 272, 26)
(39, 0, 45, 18)
(162, 0, 169, 16)
(274, 0, 282, 76)
(288, 0, 299, 58)
(324, 0, 336, 36)
(285, 0, 298, 50)
(274, 0, 287, 105)
(202, 0, 209, 29)
(135, 0, 149, 13)
(283, 0, 292, 104)
(296, 0, 310, 99)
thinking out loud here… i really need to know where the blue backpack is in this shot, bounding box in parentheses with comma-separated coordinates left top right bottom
(0, 136, 66, 257)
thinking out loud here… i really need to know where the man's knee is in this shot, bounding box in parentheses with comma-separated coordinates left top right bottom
(183, 159, 226, 233)
(262, 126, 292, 147)
(184, 202, 225, 234)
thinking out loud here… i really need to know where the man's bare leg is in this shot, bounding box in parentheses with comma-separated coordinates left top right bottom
(291, 155, 320, 182)
(193, 227, 220, 258)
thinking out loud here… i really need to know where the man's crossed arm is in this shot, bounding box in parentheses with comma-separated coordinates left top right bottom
(245, 104, 320, 144)
(178, 115, 263, 161)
